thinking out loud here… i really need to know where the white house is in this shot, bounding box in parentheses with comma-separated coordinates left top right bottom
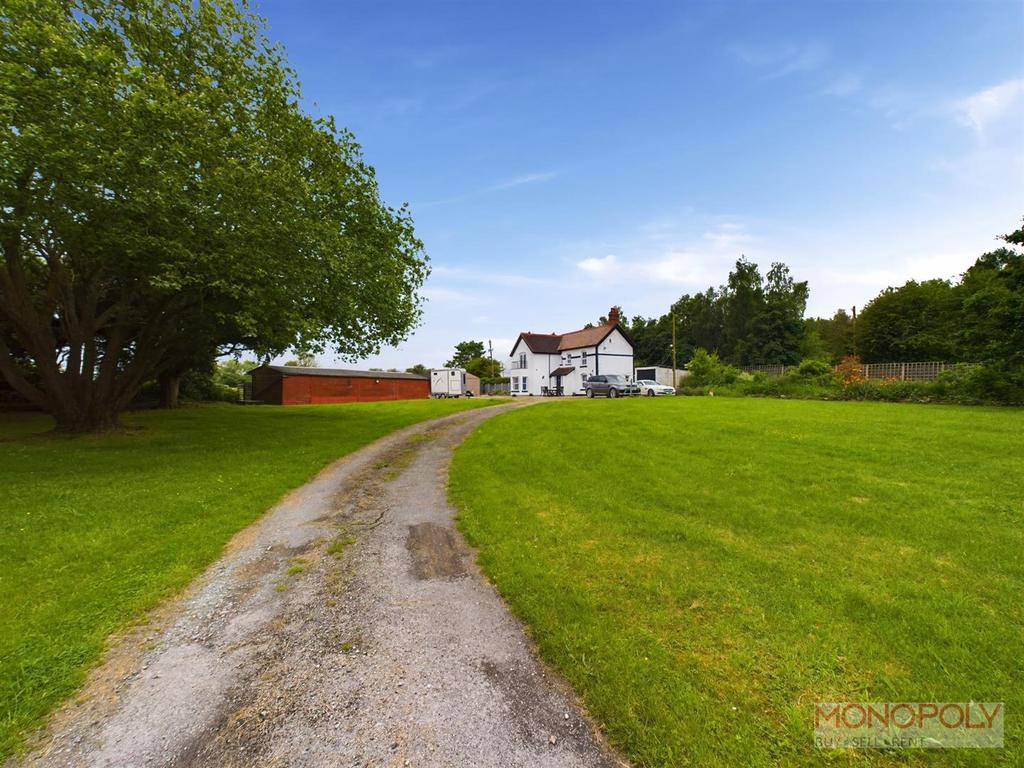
(505, 307, 635, 396)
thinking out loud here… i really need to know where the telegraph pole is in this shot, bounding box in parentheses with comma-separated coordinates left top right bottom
(671, 311, 678, 387)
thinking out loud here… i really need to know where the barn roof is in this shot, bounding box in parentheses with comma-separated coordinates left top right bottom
(254, 365, 428, 381)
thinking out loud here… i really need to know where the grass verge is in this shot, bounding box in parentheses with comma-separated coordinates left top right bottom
(0, 397, 504, 759)
(450, 397, 1023, 767)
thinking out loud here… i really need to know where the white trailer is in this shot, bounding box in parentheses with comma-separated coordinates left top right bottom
(430, 368, 471, 398)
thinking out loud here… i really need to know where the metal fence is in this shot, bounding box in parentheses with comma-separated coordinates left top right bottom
(741, 364, 790, 378)
(740, 361, 969, 382)
(858, 362, 969, 381)
(482, 382, 511, 395)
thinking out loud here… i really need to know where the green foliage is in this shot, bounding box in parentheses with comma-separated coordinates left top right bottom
(958, 247, 1024, 369)
(464, 356, 503, 382)
(855, 221, 1023, 372)
(854, 279, 961, 362)
(450, 398, 1024, 767)
(213, 359, 253, 389)
(802, 308, 854, 362)
(793, 358, 837, 385)
(0, 397, 505, 759)
(405, 363, 430, 376)
(685, 348, 740, 386)
(284, 350, 318, 368)
(179, 369, 237, 403)
(0, 0, 427, 431)
(688, 360, 1023, 406)
(631, 259, 808, 368)
(445, 341, 486, 368)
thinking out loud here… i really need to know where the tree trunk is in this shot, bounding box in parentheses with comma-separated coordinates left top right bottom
(52, 405, 122, 433)
(159, 372, 182, 409)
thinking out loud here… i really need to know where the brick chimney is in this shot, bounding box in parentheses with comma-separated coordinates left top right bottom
(607, 306, 620, 325)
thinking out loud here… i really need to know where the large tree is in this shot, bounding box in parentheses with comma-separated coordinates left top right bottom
(628, 259, 807, 367)
(0, 0, 427, 431)
(803, 309, 855, 363)
(749, 262, 808, 365)
(445, 340, 485, 368)
(854, 279, 961, 362)
(958, 221, 1024, 370)
(721, 257, 764, 364)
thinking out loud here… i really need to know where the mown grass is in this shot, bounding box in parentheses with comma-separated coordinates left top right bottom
(450, 397, 1023, 767)
(0, 397, 504, 759)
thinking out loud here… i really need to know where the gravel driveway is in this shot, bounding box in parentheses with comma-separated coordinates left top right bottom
(16, 401, 624, 768)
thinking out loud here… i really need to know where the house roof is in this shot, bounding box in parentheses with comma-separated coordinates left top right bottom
(253, 365, 428, 381)
(511, 323, 634, 356)
(514, 332, 562, 355)
(550, 366, 575, 376)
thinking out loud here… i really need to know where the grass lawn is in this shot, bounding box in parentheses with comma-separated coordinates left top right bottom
(450, 397, 1023, 767)
(0, 397, 504, 759)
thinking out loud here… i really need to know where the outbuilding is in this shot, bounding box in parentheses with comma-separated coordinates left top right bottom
(249, 365, 429, 405)
(634, 366, 688, 388)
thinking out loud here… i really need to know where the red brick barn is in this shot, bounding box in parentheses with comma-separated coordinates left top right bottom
(249, 366, 429, 405)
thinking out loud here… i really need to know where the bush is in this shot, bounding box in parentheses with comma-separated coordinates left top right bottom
(835, 355, 865, 385)
(687, 349, 740, 386)
(932, 363, 1024, 405)
(793, 358, 837, 385)
(180, 370, 239, 403)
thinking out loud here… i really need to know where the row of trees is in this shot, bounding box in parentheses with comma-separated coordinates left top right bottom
(629, 221, 1022, 374)
(1, 0, 428, 431)
(629, 259, 810, 367)
(854, 225, 1022, 365)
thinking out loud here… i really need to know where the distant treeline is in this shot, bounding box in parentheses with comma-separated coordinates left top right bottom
(628, 220, 1023, 371)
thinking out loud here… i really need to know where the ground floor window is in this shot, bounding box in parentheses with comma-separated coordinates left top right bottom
(512, 377, 519, 391)
(522, 377, 528, 391)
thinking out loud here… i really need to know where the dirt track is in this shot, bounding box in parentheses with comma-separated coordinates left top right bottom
(16, 401, 624, 768)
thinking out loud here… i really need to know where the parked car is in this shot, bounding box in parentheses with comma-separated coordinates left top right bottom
(584, 374, 640, 398)
(636, 379, 676, 396)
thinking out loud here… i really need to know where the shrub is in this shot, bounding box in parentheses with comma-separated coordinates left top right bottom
(836, 355, 865, 385)
(181, 371, 239, 403)
(793, 358, 839, 386)
(933, 363, 1024, 405)
(687, 349, 740, 386)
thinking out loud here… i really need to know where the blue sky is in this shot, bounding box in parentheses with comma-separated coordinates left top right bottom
(257, 0, 1024, 368)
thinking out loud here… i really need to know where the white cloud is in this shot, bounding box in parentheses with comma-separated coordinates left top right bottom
(415, 170, 558, 208)
(701, 222, 754, 251)
(952, 78, 1024, 137)
(730, 41, 829, 79)
(823, 73, 863, 97)
(577, 254, 618, 274)
(489, 171, 558, 191)
(573, 221, 758, 287)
